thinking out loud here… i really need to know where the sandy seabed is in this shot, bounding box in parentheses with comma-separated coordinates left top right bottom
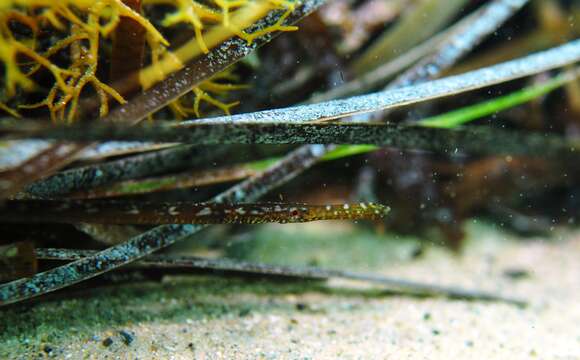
(2, 222, 579, 359)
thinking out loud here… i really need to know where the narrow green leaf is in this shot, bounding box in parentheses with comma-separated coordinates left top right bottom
(419, 75, 572, 128)
(320, 145, 380, 161)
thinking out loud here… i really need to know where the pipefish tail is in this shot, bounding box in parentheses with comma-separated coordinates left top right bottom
(0, 200, 390, 225)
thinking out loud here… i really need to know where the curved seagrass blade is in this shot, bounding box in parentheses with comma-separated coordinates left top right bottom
(0, 143, 86, 201)
(65, 164, 258, 199)
(35, 248, 526, 306)
(3, 122, 577, 159)
(185, 39, 580, 125)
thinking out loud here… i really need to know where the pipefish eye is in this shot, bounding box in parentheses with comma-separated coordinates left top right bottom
(289, 207, 300, 217)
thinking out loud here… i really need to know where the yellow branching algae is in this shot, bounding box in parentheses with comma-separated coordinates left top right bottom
(0, 0, 298, 122)
(168, 67, 248, 119)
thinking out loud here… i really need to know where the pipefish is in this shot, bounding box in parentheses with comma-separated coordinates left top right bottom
(0, 200, 390, 225)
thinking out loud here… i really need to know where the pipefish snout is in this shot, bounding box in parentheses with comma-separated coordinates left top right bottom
(0, 200, 390, 225)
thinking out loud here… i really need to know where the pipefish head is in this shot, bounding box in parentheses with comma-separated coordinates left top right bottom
(258, 203, 391, 223)
(280, 205, 311, 223)
(301, 203, 391, 222)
